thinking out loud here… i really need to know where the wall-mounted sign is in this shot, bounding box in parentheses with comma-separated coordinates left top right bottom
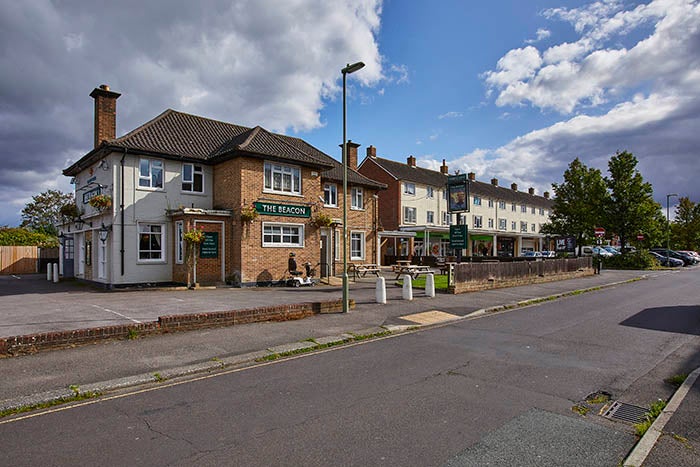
(447, 174, 470, 213)
(199, 232, 219, 258)
(253, 201, 311, 218)
(449, 225, 468, 249)
(82, 187, 102, 204)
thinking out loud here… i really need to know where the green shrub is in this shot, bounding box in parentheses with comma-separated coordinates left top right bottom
(602, 250, 657, 270)
(0, 227, 58, 247)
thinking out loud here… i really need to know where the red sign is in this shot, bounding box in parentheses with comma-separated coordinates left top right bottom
(637, 234, 644, 241)
(594, 227, 605, 237)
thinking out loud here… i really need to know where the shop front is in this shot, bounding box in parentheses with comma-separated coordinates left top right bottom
(497, 237, 515, 257)
(470, 234, 494, 257)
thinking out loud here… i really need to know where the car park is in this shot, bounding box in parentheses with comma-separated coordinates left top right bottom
(649, 251, 684, 267)
(650, 248, 695, 266)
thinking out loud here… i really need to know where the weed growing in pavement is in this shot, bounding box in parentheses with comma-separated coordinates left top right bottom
(671, 433, 693, 449)
(127, 328, 139, 340)
(572, 404, 589, 416)
(0, 391, 101, 419)
(586, 392, 611, 404)
(69, 384, 80, 396)
(152, 373, 165, 382)
(634, 399, 667, 436)
(664, 373, 688, 388)
(255, 331, 391, 362)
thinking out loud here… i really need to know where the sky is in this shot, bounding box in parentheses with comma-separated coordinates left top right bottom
(1, 0, 699, 227)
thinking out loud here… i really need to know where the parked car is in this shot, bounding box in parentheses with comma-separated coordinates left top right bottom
(541, 251, 557, 258)
(649, 251, 684, 267)
(581, 246, 613, 257)
(602, 246, 621, 255)
(522, 251, 542, 258)
(650, 248, 695, 266)
(678, 251, 700, 264)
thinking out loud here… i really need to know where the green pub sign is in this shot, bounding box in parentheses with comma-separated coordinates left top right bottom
(449, 225, 468, 250)
(199, 232, 219, 258)
(253, 201, 311, 218)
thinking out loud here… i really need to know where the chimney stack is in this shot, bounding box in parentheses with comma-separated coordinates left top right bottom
(340, 140, 361, 170)
(90, 84, 121, 149)
(468, 172, 476, 181)
(511, 183, 518, 191)
(407, 155, 416, 167)
(491, 178, 498, 186)
(440, 159, 449, 175)
(544, 191, 550, 199)
(366, 145, 377, 158)
(528, 187, 535, 195)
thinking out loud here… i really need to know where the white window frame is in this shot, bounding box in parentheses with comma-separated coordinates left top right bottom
(404, 206, 417, 224)
(324, 183, 337, 207)
(488, 199, 494, 208)
(175, 221, 184, 264)
(262, 222, 305, 247)
(473, 196, 481, 206)
(334, 229, 340, 261)
(473, 215, 483, 228)
(137, 223, 165, 262)
(404, 182, 416, 195)
(521, 204, 527, 213)
(98, 240, 107, 280)
(511, 203, 517, 212)
(182, 163, 204, 193)
(539, 208, 545, 216)
(531, 223, 536, 232)
(350, 231, 365, 260)
(488, 218, 494, 228)
(511, 221, 517, 231)
(499, 201, 506, 209)
(264, 162, 301, 195)
(442, 211, 450, 225)
(139, 158, 164, 189)
(427, 210, 434, 224)
(499, 218, 507, 231)
(351, 187, 364, 210)
(426, 186, 434, 198)
(531, 207, 536, 214)
(520, 221, 528, 233)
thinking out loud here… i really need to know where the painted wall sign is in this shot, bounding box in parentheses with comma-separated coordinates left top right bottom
(199, 232, 219, 258)
(82, 187, 102, 204)
(253, 201, 310, 218)
(449, 225, 468, 249)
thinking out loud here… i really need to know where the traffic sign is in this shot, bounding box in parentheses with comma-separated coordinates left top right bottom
(637, 234, 644, 241)
(594, 227, 605, 238)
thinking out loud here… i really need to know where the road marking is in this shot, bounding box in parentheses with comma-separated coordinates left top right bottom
(90, 304, 142, 324)
(401, 310, 459, 325)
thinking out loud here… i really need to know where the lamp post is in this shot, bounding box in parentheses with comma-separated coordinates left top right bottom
(341, 61, 365, 313)
(666, 193, 677, 265)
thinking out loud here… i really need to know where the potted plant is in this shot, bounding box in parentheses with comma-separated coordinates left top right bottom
(88, 194, 112, 211)
(240, 204, 258, 223)
(312, 212, 333, 228)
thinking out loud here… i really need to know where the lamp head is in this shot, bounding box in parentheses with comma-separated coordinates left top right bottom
(342, 61, 365, 74)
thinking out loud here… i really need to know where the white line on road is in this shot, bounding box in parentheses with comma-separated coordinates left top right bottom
(90, 304, 142, 324)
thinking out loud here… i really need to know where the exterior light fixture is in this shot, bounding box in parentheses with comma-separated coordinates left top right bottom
(98, 223, 112, 243)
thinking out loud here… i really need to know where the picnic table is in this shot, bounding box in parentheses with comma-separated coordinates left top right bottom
(394, 264, 433, 280)
(348, 263, 382, 279)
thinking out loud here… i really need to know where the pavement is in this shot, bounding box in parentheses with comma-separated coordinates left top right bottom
(1, 267, 699, 466)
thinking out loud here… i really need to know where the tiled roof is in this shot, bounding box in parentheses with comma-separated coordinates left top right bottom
(363, 156, 553, 208)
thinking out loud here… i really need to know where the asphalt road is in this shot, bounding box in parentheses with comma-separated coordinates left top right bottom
(1, 270, 699, 466)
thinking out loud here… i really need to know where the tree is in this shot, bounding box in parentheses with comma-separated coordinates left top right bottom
(603, 151, 658, 252)
(671, 197, 700, 250)
(20, 190, 74, 236)
(540, 158, 607, 255)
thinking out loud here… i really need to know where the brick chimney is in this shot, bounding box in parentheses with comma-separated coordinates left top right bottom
(468, 172, 476, 181)
(528, 187, 535, 195)
(491, 178, 498, 186)
(366, 145, 377, 158)
(544, 191, 550, 199)
(407, 155, 416, 167)
(511, 183, 518, 191)
(439, 159, 448, 174)
(340, 140, 361, 170)
(90, 84, 121, 149)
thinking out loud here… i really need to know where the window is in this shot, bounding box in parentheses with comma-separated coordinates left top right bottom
(264, 162, 301, 195)
(175, 221, 184, 264)
(427, 186, 434, 198)
(498, 218, 507, 230)
(139, 158, 163, 189)
(521, 204, 527, 213)
(473, 196, 481, 206)
(539, 208, 545, 215)
(531, 207, 536, 214)
(511, 203, 517, 212)
(351, 187, 363, 210)
(182, 163, 203, 193)
(531, 223, 536, 232)
(488, 199, 494, 208)
(499, 201, 506, 209)
(488, 218, 494, 228)
(442, 211, 450, 225)
(473, 215, 483, 228)
(404, 207, 417, 224)
(511, 221, 517, 231)
(442, 190, 447, 200)
(427, 211, 434, 224)
(263, 223, 304, 247)
(324, 183, 337, 207)
(404, 182, 416, 195)
(520, 221, 528, 232)
(138, 224, 164, 261)
(350, 231, 365, 260)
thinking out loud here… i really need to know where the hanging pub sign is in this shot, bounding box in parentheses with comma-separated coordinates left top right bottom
(447, 174, 469, 213)
(253, 201, 311, 218)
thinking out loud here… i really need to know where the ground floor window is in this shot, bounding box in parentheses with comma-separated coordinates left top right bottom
(138, 223, 164, 261)
(350, 231, 365, 260)
(263, 222, 304, 247)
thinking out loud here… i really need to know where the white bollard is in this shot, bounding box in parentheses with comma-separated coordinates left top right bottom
(375, 276, 386, 304)
(47, 263, 52, 281)
(53, 263, 59, 283)
(425, 273, 435, 298)
(402, 274, 413, 301)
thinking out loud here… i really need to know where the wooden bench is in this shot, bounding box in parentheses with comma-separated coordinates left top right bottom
(394, 265, 433, 280)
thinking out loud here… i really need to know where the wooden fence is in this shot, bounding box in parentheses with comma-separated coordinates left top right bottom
(0, 246, 59, 275)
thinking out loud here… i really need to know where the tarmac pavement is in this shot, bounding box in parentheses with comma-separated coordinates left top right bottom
(1, 267, 698, 466)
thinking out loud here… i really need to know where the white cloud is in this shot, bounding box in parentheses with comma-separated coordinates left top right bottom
(525, 28, 551, 44)
(482, 46, 542, 88)
(438, 111, 463, 119)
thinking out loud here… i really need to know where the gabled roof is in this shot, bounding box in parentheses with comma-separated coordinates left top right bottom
(363, 156, 448, 186)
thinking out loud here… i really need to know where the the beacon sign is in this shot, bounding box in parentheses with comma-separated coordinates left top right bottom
(253, 201, 311, 218)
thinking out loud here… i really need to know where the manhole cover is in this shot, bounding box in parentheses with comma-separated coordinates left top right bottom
(602, 401, 648, 423)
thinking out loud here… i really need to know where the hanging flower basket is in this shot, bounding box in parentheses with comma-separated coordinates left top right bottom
(183, 228, 206, 244)
(312, 212, 333, 227)
(88, 194, 112, 211)
(240, 204, 258, 223)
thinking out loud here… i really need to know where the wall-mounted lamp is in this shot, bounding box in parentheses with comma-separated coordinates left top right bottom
(98, 159, 109, 171)
(75, 216, 92, 231)
(98, 223, 112, 243)
(58, 232, 65, 246)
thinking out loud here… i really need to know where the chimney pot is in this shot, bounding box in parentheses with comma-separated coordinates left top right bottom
(367, 145, 377, 158)
(544, 191, 550, 199)
(491, 178, 498, 186)
(339, 140, 361, 170)
(440, 159, 449, 175)
(528, 187, 535, 195)
(511, 183, 518, 191)
(407, 155, 416, 167)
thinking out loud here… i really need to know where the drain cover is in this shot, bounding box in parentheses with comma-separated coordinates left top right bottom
(602, 401, 648, 423)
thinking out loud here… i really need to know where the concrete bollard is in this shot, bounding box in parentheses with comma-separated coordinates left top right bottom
(53, 263, 59, 283)
(375, 276, 386, 304)
(425, 273, 435, 298)
(402, 274, 413, 301)
(47, 263, 53, 281)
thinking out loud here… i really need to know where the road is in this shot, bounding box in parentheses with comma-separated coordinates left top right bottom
(1, 270, 699, 466)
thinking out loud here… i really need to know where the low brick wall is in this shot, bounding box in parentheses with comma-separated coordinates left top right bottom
(449, 257, 593, 294)
(0, 298, 352, 356)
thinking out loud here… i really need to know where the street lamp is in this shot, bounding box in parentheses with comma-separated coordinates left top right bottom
(666, 193, 677, 265)
(341, 61, 365, 314)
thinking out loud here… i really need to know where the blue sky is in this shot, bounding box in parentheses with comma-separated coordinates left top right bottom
(1, 0, 699, 226)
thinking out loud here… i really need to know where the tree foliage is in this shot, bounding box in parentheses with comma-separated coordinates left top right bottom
(20, 189, 74, 236)
(0, 227, 58, 247)
(541, 158, 607, 254)
(671, 197, 700, 250)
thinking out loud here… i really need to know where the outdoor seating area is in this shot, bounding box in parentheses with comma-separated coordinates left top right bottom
(348, 263, 382, 280)
(393, 264, 433, 280)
